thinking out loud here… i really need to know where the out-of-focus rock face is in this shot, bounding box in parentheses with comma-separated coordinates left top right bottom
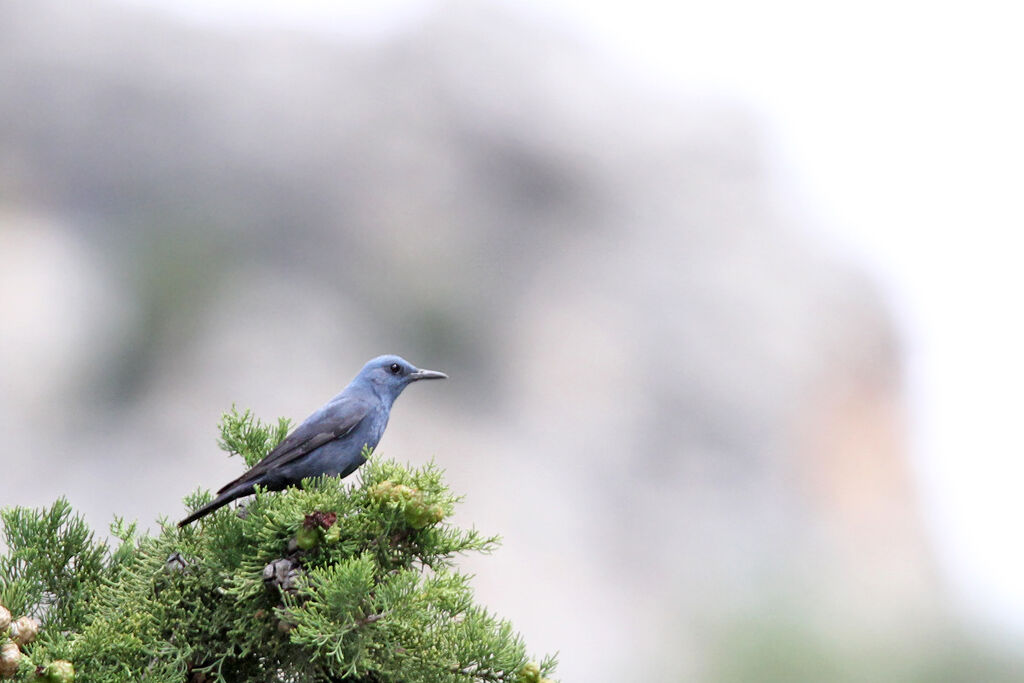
(0, 1, 946, 681)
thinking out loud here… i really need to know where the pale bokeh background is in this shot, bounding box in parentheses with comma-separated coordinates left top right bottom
(2, 1, 1023, 681)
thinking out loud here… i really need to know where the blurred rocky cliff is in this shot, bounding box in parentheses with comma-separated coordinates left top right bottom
(1, 1, 1014, 681)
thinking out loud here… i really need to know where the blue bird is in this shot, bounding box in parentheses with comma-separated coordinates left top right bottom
(178, 355, 447, 527)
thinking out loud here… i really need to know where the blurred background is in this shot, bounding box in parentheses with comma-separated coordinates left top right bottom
(1, 0, 1022, 680)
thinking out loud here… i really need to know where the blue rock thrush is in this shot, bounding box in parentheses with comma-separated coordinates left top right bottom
(178, 355, 447, 527)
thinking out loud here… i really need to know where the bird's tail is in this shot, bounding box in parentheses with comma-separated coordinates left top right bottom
(177, 484, 253, 527)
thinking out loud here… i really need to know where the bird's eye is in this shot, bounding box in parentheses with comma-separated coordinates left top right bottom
(390, 363, 402, 375)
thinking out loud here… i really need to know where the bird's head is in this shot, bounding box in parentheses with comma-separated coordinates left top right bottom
(357, 355, 448, 399)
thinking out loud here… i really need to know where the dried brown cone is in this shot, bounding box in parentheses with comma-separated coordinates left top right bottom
(0, 641, 21, 678)
(9, 616, 39, 647)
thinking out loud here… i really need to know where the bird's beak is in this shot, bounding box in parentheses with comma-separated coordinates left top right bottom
(410, 368, 448, 381)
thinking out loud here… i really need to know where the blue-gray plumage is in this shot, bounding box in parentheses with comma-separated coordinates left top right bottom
(178, 355, 446, 527)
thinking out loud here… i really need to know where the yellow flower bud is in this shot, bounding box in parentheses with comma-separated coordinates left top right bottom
(429, 504, 445, 523)
(45, 659, 76, 683)
(516, 661, 541, 683)
(294, 525, 320, 551)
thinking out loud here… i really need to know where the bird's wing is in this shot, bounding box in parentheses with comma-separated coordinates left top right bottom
(217, 397, 373, 494)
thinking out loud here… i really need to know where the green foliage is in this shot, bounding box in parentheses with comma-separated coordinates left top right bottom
(0, 410, 557, 683)
(217, 406, 291, 468)
(0, 498, 109, 634)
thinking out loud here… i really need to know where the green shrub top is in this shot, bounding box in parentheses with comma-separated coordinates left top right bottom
(0, 408, 557, 683)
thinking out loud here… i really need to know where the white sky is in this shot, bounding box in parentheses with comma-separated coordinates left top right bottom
(586, 0, 1024, 634)
(124, 0, 1024, 633)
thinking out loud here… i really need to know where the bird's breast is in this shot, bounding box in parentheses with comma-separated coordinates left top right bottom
(363, 408, 390, 449)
